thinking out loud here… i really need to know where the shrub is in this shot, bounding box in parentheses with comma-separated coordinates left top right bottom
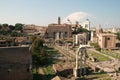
(90, 42, 101, 51)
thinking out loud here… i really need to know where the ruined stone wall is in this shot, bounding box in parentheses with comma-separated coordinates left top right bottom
(0, 47, 32, 80)
(48, 24, 72, 38)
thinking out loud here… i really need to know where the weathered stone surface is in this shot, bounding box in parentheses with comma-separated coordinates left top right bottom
(0, 46, 32, 80)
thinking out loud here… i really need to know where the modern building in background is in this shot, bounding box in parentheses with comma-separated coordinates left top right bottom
(81, 19, 90, 30)
(68, 19, 91, 31)
(103, 27, 120, 33)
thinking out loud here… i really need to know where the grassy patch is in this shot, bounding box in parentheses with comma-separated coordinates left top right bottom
(102, 50, 120, 59)
(85, 72, 111, 80)
(71, 46, 78, 51)
(88, 50, 111, 61)
(32, 68, 37, 74)
(41, 65, 56, 80)
(42, 65, 55, 75)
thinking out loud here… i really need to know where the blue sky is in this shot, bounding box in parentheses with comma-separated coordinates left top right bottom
(0, 0, 120, 28)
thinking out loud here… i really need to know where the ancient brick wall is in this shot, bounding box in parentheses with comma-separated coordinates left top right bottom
(47, 24, 72, 38)
(0, 46, 32, 80)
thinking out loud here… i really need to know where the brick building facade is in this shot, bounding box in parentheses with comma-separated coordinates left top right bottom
(91, 26, 117, 49)
(47, 17, 72, 40)
(97, 33, 117, 49)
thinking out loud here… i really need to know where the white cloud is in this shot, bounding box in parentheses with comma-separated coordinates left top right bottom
(63, 12, 88, 23)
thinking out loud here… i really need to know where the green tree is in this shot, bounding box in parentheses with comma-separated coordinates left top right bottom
(2, 23, 9, 31)
(2, 24, 8, 27)
(10, 32, 23, 37)
(94, 43, 101, 51)
(29, 36, 37, 43)
(15, 23, 23, 30)
(9, 25, 15, 30)
(90, 42, 101, 51)
(72, 27, 89, 34)
(32, 48, 48, 66)
(0, 24, 2, 30)
(39, 48, 48, 59)
(31, 37, 48, 72)
(116, 32, 120, 40)
(31, 38, 43, 53)
(32, 53, 41, 72)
